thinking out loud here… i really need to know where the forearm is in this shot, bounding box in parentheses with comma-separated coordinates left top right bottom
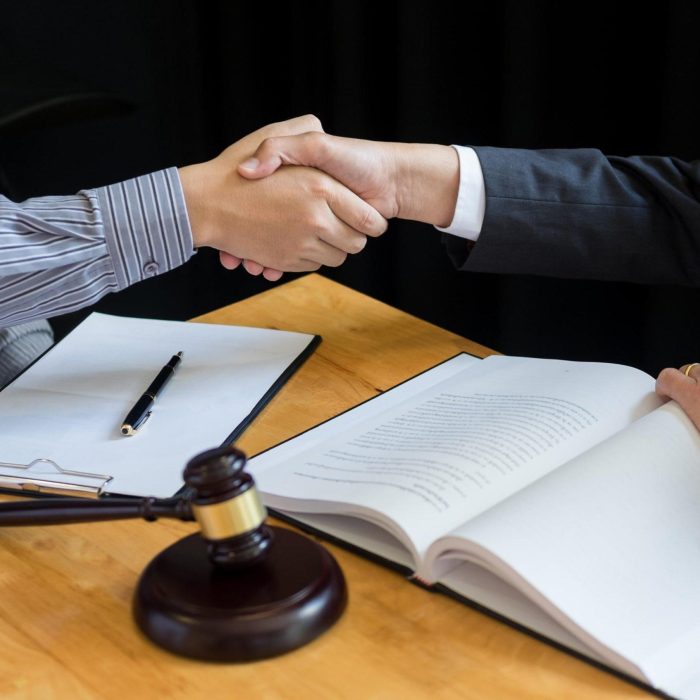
(448, 147, 700, 285)
(0, 168, 194, 325)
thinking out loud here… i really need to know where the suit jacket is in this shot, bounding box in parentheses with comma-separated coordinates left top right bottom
(445, 147, 700, 286)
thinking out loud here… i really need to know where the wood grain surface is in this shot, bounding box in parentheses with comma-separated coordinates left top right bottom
(0, 274, 653, 699)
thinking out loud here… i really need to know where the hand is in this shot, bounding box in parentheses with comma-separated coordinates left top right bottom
(218, 254, 282, 282)
(656, 363, 700, 430)
(178, 115, 387, 277)
(237, 131, 460, 227)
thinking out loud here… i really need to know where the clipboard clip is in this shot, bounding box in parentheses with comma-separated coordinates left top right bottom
(0, 459, 113, 499)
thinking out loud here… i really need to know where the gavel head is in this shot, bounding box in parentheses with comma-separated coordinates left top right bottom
(183, 445, 273, 569)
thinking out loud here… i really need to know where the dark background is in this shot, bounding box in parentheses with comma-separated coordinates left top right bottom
(1, 1, 698, 375)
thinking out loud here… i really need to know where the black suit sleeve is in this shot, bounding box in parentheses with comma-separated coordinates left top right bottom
(444, 147, 700, 285)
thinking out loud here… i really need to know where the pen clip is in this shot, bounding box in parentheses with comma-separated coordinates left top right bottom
(132, 410, 152, 432)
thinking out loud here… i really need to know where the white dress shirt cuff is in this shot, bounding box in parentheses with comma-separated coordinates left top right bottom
(435, 145, 485, 241)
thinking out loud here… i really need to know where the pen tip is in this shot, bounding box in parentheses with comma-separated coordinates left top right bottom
(177, 351, 183, 358)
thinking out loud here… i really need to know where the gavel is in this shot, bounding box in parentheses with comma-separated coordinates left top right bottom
(0, 445, 347, 661)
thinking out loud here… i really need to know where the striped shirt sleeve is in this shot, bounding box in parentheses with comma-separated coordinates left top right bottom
(0, 167, 194, 326)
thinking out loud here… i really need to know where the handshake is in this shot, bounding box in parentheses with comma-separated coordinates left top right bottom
(181, 119, 700, 437)
(178, 115, 461, 281)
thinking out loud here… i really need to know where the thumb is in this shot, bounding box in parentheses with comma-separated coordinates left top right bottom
(238, 132, 327, 180)
(656, 368, 690, 399)
(656, 367, 697, 408)
(656, 367, 700, 429)
(238, 154, 283, 179)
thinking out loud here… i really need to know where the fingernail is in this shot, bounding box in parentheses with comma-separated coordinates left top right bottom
(240, 157, 259, 171)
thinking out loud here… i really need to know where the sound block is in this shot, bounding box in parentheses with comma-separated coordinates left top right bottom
(133, 526, 347, 661)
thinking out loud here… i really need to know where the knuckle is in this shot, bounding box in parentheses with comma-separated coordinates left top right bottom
(275, 247, 295, 269)
(658, 367, 674, 381)
(656, 368, 672, 386)
(300, 113, 323, 132)
(328, 251, 348, 268)
(299, 237, 317, 257)
(305, 213, 328, 234)
(308, 176, 332, 201)
(657, 368, 680, 396)
(305, 130, 329, 157)
(258, 136, 279, 156)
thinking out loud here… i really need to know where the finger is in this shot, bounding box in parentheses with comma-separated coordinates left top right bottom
(268, 114, 323, 136)
(219, 251, 242, 270)
(300, 238, 349, 268)
(239, 131, 329, 179)
(679, 363, 700, 382)
(656, 367, 700, 428)
(244, 260, 283, 280)
(243, 259, 265, 276)
(264, 257, 321, 273)
(315, 218, 368, 256)
(325, 179, 388, 239)
(656, 368, 695, 400)
(239, 155, 282, 179)
(262, 268, 284, 282)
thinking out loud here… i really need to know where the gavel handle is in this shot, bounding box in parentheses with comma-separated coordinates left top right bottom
(0, 496, 194, 526)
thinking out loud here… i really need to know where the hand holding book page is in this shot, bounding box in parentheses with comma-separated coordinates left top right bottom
(249, 354, 700, 699)
(431, 399, 700, 699)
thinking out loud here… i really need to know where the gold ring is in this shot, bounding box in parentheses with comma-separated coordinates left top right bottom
(684, 363, 699, 377)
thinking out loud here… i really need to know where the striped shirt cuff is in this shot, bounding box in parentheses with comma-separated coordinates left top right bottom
(95, 167, 195, 291)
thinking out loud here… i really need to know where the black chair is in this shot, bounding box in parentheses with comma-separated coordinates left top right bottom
(0, 66, 135, 198)
(0, 67, 136, 373)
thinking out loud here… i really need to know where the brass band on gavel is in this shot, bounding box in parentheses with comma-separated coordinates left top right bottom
(191, 487, 267, 541)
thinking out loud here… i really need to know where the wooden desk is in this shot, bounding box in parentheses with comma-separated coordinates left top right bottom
(0, 274, 651, 699)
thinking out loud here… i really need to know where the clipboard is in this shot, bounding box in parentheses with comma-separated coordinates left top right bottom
(0, 313, 320, 499)
(0, 459, 112, 498)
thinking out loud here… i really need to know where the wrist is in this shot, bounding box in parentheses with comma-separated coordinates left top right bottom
(178, 163, 214, 248)
(394, 144, 460, 227)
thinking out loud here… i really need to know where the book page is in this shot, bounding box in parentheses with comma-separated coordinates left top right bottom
(252, 354, 661, 563)
(437, 562, 608, 664)
(431, 401, 700, 696)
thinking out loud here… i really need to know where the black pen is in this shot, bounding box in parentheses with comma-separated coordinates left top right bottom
(120, 351, 183, 436)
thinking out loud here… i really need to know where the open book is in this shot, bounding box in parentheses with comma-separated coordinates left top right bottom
(250, 354, 700, 700)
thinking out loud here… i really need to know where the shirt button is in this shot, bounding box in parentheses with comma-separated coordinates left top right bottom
(143, 261, 160, 277)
